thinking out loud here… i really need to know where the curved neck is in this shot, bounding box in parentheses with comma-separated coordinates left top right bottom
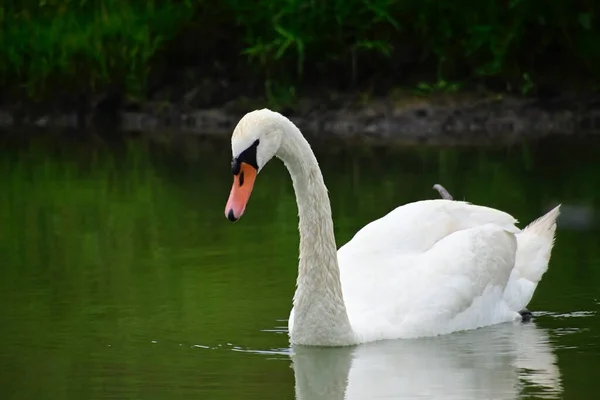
(274, 116, 353, 346)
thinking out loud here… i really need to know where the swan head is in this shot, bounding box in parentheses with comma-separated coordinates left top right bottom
(225, 109, 283, 222)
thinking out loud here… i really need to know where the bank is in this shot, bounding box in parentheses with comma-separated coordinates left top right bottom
(4, 2, 600, 145)
(1, 90, 600, 146)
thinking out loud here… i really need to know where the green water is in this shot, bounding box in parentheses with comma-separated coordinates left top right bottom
(0, 133, 599, 400)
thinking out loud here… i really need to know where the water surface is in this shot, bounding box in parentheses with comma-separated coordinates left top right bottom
(0, 132, 599, 399)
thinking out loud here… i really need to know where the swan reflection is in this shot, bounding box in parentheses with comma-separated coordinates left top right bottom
(291, 322, 561, 400)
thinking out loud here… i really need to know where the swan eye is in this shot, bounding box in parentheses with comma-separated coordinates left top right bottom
(232, 139, 260, 173)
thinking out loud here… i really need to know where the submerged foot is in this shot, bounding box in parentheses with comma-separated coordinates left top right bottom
(519, 308, 533, 322)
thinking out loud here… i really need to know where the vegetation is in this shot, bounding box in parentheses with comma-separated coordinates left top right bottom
(1, 0, 599, 108)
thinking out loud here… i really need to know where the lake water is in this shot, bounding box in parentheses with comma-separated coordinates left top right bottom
(0, 131, 599, 400)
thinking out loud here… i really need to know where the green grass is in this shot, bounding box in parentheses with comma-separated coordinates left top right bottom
(1, 1, 600, 107)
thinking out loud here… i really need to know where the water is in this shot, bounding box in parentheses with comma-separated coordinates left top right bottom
(0, 132, 599, 400)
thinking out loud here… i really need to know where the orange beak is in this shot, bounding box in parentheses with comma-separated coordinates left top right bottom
(225, 162, 257, 222)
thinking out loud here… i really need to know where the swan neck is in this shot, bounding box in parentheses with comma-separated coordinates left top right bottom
(275, 118, 353, 346)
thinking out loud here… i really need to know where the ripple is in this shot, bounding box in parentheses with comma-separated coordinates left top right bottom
(188, 341, 292, 359)
(536, 310, 596, 318)
(230, 346, 292, 357)
(551, 327, 585, 337)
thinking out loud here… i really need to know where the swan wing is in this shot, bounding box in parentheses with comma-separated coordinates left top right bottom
(340, 224, 520, 341)
(338, 199, 520, 260)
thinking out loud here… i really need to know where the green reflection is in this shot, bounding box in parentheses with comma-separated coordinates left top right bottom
(0, 133, 599, 400)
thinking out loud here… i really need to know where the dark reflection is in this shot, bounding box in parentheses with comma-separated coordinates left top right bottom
(555, 204, 596, 231)
(292, 323, 561, 400)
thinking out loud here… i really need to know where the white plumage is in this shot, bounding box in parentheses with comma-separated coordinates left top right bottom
(228, 109, 560, 347)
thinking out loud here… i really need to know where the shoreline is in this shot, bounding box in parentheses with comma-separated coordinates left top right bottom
(2, 92, 600, 146)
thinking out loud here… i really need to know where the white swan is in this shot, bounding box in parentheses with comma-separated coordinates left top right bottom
(224, 108, 560, 347)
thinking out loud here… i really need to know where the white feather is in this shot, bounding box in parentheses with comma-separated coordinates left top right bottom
(230, 109, 561, 346)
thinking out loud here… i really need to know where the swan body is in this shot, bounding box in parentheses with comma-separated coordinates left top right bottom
(224, 109, 560, 347)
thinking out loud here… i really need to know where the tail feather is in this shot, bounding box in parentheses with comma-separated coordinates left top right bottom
(515, 205, 560, 283)
(504, 205, 561, 311)
(522, 204, 560, 244)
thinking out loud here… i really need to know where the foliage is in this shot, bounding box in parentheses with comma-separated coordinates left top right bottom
(0, 1, 190, 98)
(1, 0, 600, 105)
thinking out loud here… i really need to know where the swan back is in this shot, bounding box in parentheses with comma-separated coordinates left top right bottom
(339, 199, 520, 257)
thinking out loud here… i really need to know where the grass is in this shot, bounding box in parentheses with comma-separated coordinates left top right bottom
(1, 1, 600, 108)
